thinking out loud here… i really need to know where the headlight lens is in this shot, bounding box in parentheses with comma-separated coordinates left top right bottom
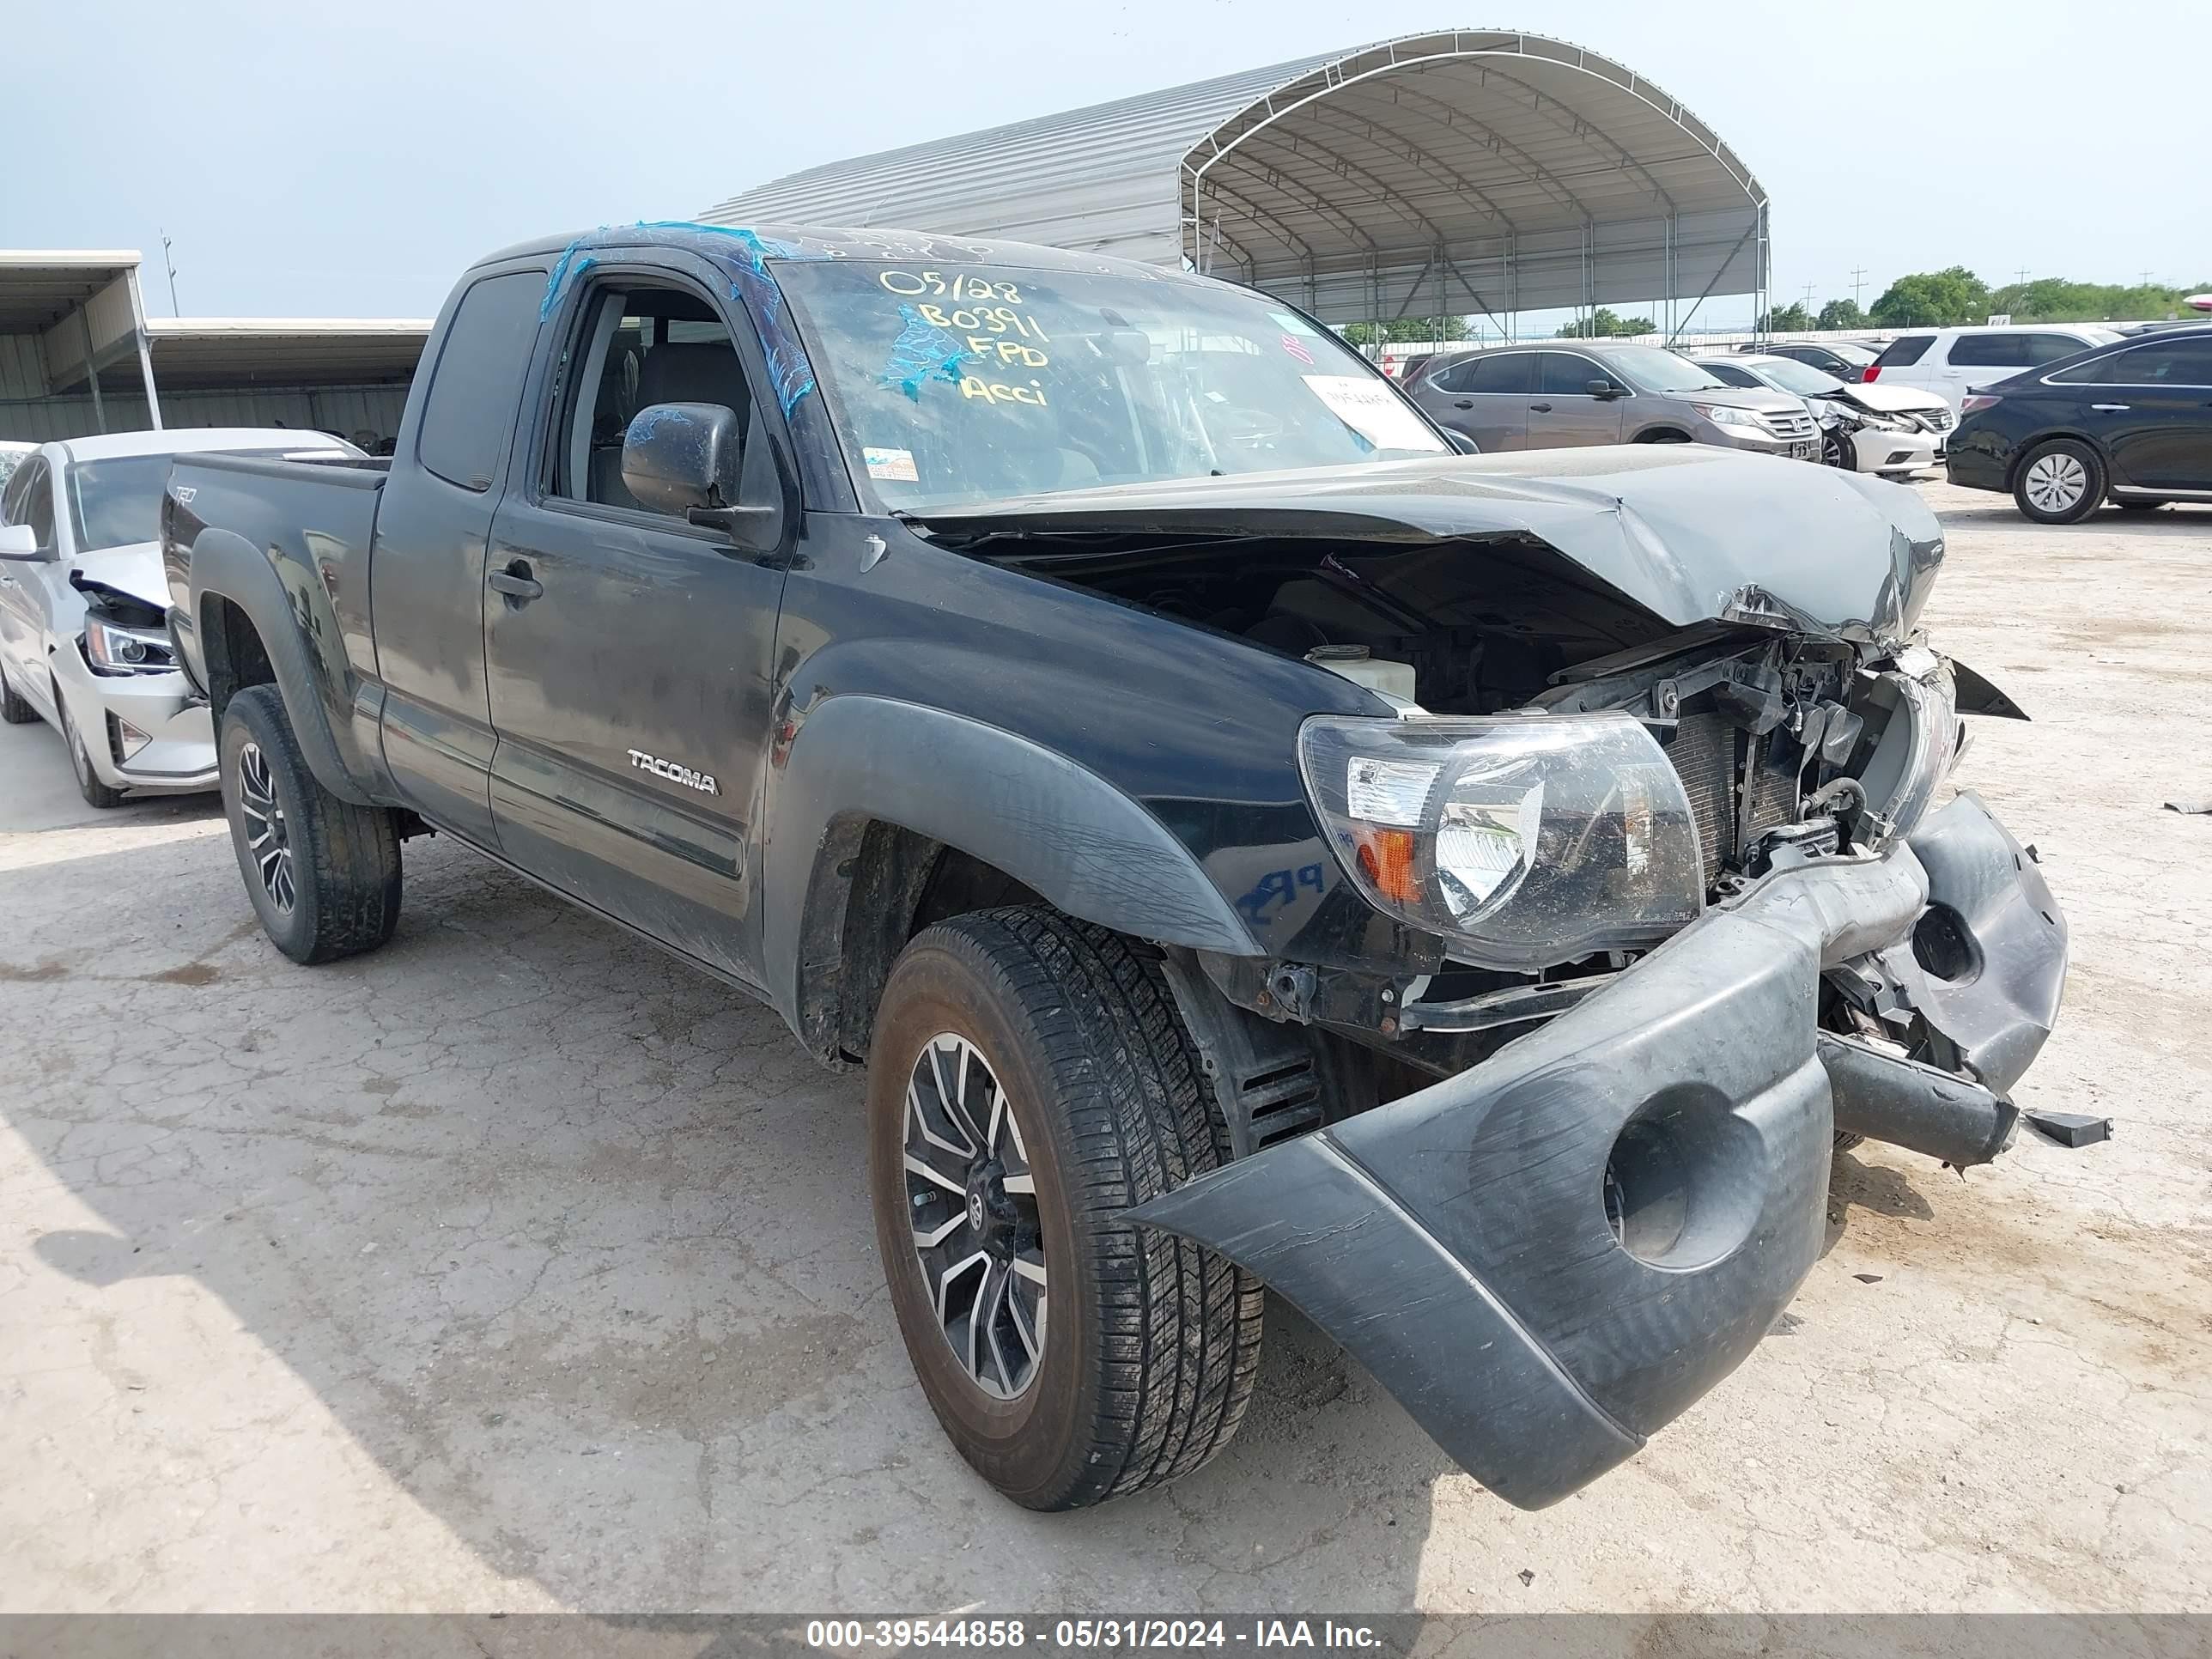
(1299, 713, 1705, 969)
(82, 617, 174, 677)
(1694, 403, 1761, 428)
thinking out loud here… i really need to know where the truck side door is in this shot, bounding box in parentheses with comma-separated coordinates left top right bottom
(480, 257, 789, 990)
(369, 265, 546, 848)
(1528, 351, 1627, 447)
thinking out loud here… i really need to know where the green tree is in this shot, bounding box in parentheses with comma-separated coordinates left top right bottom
(1869, 267, 1990, 327)
(1816, 297, 1867, 331)
(1341, 316, 1471, 345)
(1555, 307, 1656, 338)
(1759, 301, 1812, 332)
(1984, 276, 2212, 323)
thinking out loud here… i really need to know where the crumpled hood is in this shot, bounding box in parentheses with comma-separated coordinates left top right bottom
(912, 446, 1945, 647)
(67, 541, 168, 611)
(1829, 381, 1947, 416)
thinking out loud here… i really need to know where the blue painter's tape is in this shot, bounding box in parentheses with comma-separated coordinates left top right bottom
(878, 302, 975, 401)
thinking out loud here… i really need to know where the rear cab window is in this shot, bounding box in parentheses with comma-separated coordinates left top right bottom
(415, 270, 546, 491)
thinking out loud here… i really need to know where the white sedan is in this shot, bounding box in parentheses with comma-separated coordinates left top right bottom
(0, 428, 358, 806)
(1693, 353, 1951, 478)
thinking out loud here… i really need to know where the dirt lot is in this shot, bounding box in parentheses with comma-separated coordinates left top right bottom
(1, 482, 2207, 1613)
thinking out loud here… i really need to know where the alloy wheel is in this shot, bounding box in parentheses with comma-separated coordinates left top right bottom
(2023, 451, 2087, 514)
(236, 740, 298, 915)
(902, 1033, 1047, 1400)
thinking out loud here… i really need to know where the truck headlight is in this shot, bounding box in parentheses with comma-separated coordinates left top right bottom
(1300, 713, 1705, 970)
(82, 617, 176, 677)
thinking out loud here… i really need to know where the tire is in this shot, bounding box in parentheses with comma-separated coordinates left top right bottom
(0, 660, 35, 725)
(2012, 438, 2106, 525)
(867, 906, 1262, 1510)
(1822, 425, 1855, 471)
(59, 693, 129, 809)
(218, 684, 402, 963)
(1635, 428, 1692, 444)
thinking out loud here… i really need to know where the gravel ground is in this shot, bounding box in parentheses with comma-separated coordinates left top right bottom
(1, 482, 2206, 1613)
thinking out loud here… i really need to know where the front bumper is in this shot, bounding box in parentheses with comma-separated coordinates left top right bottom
(51, 647, 217, 793)
(1850, 424, 1937, 476)
(1131, 792, 2066, 1509)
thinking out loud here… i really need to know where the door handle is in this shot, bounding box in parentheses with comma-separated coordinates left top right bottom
(488, 560, 543, 602)
(2089, 404, 2130, 412)
(1453, 399, 1474, 410)
(1528, 402, 1553, 412)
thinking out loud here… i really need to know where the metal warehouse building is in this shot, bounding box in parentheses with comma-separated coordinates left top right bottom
(704, 29, 1771, 336)
(1, 252, 427, 448)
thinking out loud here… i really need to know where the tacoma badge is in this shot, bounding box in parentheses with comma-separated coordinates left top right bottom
(628, 748, 719, 795)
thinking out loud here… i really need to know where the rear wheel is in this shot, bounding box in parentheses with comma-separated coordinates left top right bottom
(867, 906, 1262, 1510)
(60, 694, 128, 809)
(0, 660, 35, 725)
(2013, 439, 2106, 525)
(218, 684, 402, 963)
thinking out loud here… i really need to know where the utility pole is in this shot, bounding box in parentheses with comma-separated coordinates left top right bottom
(2014, 267, 2029, 286)
(160, 229, 180, 317)
(1850, 266, 1867, 308)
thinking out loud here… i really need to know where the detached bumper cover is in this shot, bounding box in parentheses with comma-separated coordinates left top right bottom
(1130, 792, 2065, 1509)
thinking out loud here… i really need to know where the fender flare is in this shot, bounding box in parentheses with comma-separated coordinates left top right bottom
(190, 527, 374, 805)
(763, 695, 1261, 1017)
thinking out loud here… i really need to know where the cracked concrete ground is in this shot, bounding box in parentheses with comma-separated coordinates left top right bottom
(0, 483, 2207, 1613)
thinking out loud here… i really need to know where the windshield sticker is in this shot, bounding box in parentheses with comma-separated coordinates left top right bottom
(1267, 310, 1320, 337)
(1300, 375, 1445, 453)
(1279, 334, 1316, 366)
(879, 304, 978, 401)
(863, 446, 919, 482)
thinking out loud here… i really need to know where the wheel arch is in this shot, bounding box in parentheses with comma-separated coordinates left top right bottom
(2004, 428, 2109, 492)
(766, 696, 1261, 1064)
(191, 528, 374, 805)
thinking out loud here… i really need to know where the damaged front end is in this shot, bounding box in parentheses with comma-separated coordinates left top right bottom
(921, 451, 2072, 1508)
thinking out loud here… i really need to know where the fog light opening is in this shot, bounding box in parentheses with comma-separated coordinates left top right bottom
(1602, 1089, 1760, 1270)
(1911, 903, 1980, 983)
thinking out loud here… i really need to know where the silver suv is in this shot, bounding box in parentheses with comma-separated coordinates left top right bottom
(1409, 342, 1820, 459)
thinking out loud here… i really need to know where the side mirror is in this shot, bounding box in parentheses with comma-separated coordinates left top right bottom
(0, 523, 42, 561)
(620, 402, 786, 551)
(1444, 429, 1480, 456)
(1588, 380, 1623, 400)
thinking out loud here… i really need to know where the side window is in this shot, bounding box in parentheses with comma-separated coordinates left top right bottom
(1876, 336, 1934, 368)
(2074, 337, 2212, 386)
(1428, 357, 1480, 393)
(1948, 333, 2024, 368)
(415, 270, 545, 492)
(1462, 353, 1536, 394)
(0, 456, 35, 526)
(1704, 363, 1757, 387)
(546, 280, 754, 515)
(2022, 333, 2091, 366)
(18, 462, 56, 547)
(1540, 353, 1609, 395)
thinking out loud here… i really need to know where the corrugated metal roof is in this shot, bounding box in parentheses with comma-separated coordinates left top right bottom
(702, 31, 1766, 325)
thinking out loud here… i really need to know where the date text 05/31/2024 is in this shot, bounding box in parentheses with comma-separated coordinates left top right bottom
(805, 1620, 1383, 1651)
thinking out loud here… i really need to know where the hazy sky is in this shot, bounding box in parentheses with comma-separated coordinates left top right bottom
(7, 0, 2203, 325)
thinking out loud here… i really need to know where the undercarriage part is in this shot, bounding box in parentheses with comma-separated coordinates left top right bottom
(1815, 1032, 2018, 1167)
(2024, 1110, 2112, 1148)
(1158, 951, 1324, 1158)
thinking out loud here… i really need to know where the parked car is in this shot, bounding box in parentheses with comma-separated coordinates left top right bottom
(0, 440, 33, 493)
(0, 428, 360, 805)
(165, 222, 2069, 1516)
(1863, 325, 2122, 411)
(1410, 341, 1820, 457)
(1745, 339, 1881, 378)
(1693, 352, 1948, 476)
(1947, 326, 2212, 522)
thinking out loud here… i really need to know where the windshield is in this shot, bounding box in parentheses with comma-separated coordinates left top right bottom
(1596, 344, 1729, 393)
(1753, 358, 1844, 396)
(775, 261, 1446, 509)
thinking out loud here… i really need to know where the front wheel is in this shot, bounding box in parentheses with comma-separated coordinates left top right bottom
(0, 660, 37, 725)
(218, 684, 402, 963)
(2013, 439, 2106, 525)
(867, 907, 1262, 1510)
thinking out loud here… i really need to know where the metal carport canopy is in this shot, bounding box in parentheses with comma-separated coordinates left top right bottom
(701, 30, 1768, 329)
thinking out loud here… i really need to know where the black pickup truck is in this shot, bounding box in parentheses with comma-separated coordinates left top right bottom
(163, 222, 2069, 1514)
